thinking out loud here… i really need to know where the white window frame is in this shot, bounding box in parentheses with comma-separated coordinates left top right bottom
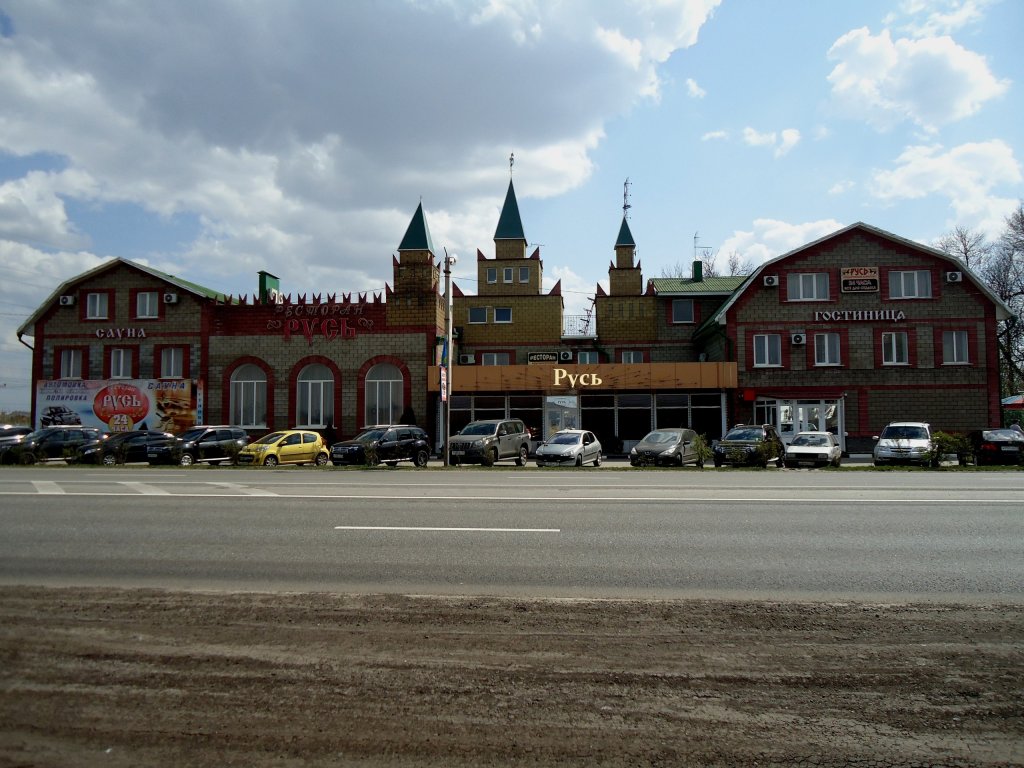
(231, 363, 267, 428)
(889, 270, 931, 299)
(110, 348, 132, 379)
(578, 350, 598, 364)
(468, 306, 487, 324)
(503, 267, 514, 283)
(882, 331, 909, 365)
(161, 347, 184, 378)
(296, 363, 334, 428)
(814, 332, 841, 366)
(86, 292, 108, 319)
(494, 307, 512, 324)
(481, 352, 510, 366)
(60, 349, 82, 379)
(136, 291, 159, 319)
(753, 334, 782, 367)
(486, 267, 497, 284)
(518, 266, 529, 283)
(787, 273, 829, 301)
(364, 363, 403, 426)
(943, 330, 969, 365)
(671, 299, 694, 324)
(622, 350, 643, 364)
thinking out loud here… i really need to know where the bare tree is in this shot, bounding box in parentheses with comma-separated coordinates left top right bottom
(936, 225, 994, 269)
(990, 205, 1024, 396)
(726, 251, 755, 276)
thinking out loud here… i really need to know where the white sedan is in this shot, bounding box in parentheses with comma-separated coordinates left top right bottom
(784, 431, 842, 468)
(535, 429, 602, 467)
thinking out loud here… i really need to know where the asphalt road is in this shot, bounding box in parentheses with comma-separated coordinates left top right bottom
(0, 465, 1021, 602)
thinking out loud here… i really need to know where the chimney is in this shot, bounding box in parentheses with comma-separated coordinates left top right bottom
(692, 260, 703, 282)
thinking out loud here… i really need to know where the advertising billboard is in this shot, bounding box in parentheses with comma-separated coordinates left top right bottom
(36, 379, 196, 433)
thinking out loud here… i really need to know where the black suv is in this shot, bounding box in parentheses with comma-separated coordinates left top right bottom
(448, 419, 530, 466)
(331, 425, 431, 467)
(73, 430, 176, 465)
(712, 424, 785, 468)
(3, 427, 107, 464)
(150, 425, 250, 466)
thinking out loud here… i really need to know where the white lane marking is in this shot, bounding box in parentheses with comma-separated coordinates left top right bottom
(31, 481, 65, 495)
(119, 482, 171, 496)
(335, 526, 560, 532)
(208, 482, 277, 496)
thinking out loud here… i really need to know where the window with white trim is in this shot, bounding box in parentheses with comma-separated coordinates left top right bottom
(86, 292, 108, 319)
(136, 291, 159, 318)
(494, 307, 512, 323)
(882, 332, 909, 365)
(787, 273, 829, 301)
(365, 363, 403, 425)
(622, 350, 643, 364)
(161, 347, 184, 378)
(814, 332, 840, 366)
(60, 349, 82, 379)
(486, 267, 497, 284)
(481, 352, 510, 366)
(578, 350, 598, 364)
(889, 270, 931, 299)
(231, 363, 267, 427)
(942, 330, 969, 364)
(297, 363, 334, 428)
(468, 306, 487, 324)
(110, 348, 132, 378)
(503, 267, 514, 283)
(518, 266, 529, 283)
(753, 334, 782, 367)
(671, 299, 694, 323)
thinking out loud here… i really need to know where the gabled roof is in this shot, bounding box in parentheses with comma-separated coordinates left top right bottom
(17, 257, 229, 337)
(708, 222, 1014, 326)
(650, 275, 746, 295)
(615, 217, 635, 248)
(494, 180, 526, 241)
(397, 201, 435, 253)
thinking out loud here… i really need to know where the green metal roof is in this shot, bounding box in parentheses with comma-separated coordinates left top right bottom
(397, 201, 435, 253)
(615, 217, 635, 248)
(649, 276, 747, 294)
(494, 180, 526, 241)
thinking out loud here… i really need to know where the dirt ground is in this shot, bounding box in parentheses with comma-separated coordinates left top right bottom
(0, 587, 1021, 768)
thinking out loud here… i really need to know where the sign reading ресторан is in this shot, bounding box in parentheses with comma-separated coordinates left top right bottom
(528, 352, 559, 363)
(814, 309, 906, 322)
(841, 266, 879, 293)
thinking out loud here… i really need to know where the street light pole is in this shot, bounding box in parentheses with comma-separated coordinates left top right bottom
(443, 249, 456, 467)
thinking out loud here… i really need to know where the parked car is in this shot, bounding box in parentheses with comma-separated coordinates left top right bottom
(0, 425, 32, 447)
(873, 422, 935, 466)
(784, 431, 842, 468)
(447, 419, 530, 466)
(149, 425, 250, 466)
(40, 405, 82, 427)
(535, 429, 602, 467)
(73, 430, 176, 465)
(630, 428, 704, 467)
(236, 430, 329, 467)
(3, 427, 107, 464)
(965, 428, 1024, 465)
(331, 425, 431, 467)
(712, 424, 785, 468)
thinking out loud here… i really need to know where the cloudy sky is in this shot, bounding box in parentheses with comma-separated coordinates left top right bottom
(0, 0, 1020, 411)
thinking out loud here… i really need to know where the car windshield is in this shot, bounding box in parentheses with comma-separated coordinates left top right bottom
(253, 432, 286, 445)
(643, 430, 680, 444)
(354, 429, 387, 442)
(724, 428, 764, 441)
(881, 425, 929, 440)
(24, 429, 50, 441)
(460, 423, 498, 436)
(549, 433, 581, 445)
(792, 434, 828, 447)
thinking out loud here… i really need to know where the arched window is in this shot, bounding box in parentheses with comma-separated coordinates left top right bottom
(297, 363, 333, 428)
(365, 362, 403, 426)
(230, 363, 267, 427)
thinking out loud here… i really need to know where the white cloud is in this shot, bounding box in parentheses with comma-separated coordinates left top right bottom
(827, 27, 1009, 131)
(776, 129, 801, 157)
(686, 78, 706, 98)
(870, 140, 1022, 236)
(701, 130, 728, 141)
(742, 127, 800, 157)
(718, 219, 846, 267)
(828, 180, 856, 196)
(743, 127, 776, 147)
(887, 0, 991, 37)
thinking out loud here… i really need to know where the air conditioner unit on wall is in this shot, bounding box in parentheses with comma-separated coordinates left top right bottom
(946, 271, 963, 283)
(559, 350, 573, 362)
(790, 333, 806, 345)
(763, 275, 779, 287)
(163, 292, 179, 304)
(458, 353, 475, 365)
(59, 295, 75, 306)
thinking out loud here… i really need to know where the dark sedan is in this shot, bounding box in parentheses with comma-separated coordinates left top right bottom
(331, 425, 431, 467)
(73, 430, 176, 465)
(2, 427, 107, 464)
(967, 429, 1024, 465)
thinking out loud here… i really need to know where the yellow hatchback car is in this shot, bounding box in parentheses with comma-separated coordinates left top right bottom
(236, 429, 329, 467)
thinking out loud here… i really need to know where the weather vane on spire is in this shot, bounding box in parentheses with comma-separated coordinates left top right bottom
(623, 177, 632, 219)
(509, 152, 515, 176)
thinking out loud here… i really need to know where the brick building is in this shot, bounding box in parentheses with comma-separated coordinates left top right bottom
(16, 182, 1013, 455)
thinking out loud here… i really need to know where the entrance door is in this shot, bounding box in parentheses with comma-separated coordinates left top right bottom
(544, 396, 578, 440)
(758, 398, 845, 452)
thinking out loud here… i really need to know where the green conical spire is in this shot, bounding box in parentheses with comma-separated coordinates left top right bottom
(494, 180, 526, 241)
(615, 216, 635, 248)
(397, 201, 435, 253)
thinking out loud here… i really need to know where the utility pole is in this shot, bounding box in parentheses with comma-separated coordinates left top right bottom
(442, 248, 456, 466)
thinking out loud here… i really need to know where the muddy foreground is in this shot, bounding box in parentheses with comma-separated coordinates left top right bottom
(0, 586, 1021, 767)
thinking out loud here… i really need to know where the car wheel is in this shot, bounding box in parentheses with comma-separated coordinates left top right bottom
(575, 454, 583, 467)
(179, 453, 195, 467)
(676, 454, 684, 467)
(414, 449, 429, 468)
(594, 452, 602, 467)
(482, 449, 497, 467)
(775, 456, 785, 468)
(315, 453, 329, 467)
(832, 457, 841, 468)
(515, 445, 528, 466)
(263, 455, 279, 467)
(21, 452, 36, 465)
(102, 453, 117, 466)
